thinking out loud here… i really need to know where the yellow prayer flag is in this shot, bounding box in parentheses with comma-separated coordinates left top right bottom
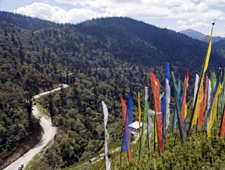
(203, 27, 213, 74)
(185, 104, 187, 118)
(138, 92, 142, 134)
(155, 123, 158, 143)
(192, 82, 204, 125)
(191, 23, 214, 126)
(208, 83, 221, 137)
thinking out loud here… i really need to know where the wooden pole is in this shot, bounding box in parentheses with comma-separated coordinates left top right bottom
(154, 113, 156, 152)
(175, 97, 185, 143)
(156, 115, 161, 156)
(219, 106, 225, 136)
(120, 151, 122, 169)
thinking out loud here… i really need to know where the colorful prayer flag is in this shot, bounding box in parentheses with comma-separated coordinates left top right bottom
(189, 22, 214, 131)
(150, 72, 163, 150)
(181, 71, 189, 129)
(207, 79, 212, 112)
(172, 72, 187, 141)
(102, 101, 111, 170)
(211, 72, 217, 96)
(162, 62, 171, 138)
(139, 86, 149, 159)
(171, 105, 177, 133)
(120, 97, 131, 161)
(121, 90, 133, 153)
(207, 81, 221, 136)
(193, 74, 200, 108)
(147, 110, 154, 156)
(138, 92, 142, 134)
(198, 76, 208, 125)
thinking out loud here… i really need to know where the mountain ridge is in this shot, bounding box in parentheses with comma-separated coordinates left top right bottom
(0, 11, 57, 31)
(180, 28, 225, 44)
(180, 29, 205, 39)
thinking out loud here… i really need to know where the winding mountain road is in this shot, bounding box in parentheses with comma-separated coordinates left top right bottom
(3, 85, 68, 170)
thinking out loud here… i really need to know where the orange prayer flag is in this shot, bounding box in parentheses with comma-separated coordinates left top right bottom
(150, 72, 163, 151)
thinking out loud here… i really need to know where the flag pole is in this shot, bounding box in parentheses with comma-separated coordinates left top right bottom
(175, 88, 185, 143)
(188, 20, 215, 135)
(120, 120, 123, 168)
(147, 114, 150, 159)
(120, 150, 122, 168)
(217, 67, 223, 119)
(173, 106, 178, 146)
(156, 115, 161, 155)
(154, 112, 156, 152)
(219, 106, 225, 136)
(163, 77, 167, 150)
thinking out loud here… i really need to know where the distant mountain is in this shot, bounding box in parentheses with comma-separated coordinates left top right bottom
(0, 11, 57, 31)
(180, 28, 223, 44)
(180, 29, 205, 39)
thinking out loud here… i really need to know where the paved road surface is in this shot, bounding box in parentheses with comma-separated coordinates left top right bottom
(3, 85, 68, 170)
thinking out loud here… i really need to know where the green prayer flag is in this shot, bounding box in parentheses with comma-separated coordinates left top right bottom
(139, 86, 149, 160)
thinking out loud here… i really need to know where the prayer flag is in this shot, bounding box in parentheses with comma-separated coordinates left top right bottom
(121, 90, 133, 152)
(139, 86, 149, 159)
(102, 101, 111, 170)
(150, 72, 163, 150)
(120, 97, 131, 161)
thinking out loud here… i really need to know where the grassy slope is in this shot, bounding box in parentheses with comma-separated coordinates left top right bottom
(67, 103, 225, 170)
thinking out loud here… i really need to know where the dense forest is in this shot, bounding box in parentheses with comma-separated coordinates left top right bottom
(0, 11, 225, 169)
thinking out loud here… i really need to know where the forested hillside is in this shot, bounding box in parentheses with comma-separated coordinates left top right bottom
(75, 17, 225, 73)
(0, 11, 225, 169)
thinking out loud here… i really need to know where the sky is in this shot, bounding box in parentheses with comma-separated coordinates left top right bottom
(0, 0, 225, 37)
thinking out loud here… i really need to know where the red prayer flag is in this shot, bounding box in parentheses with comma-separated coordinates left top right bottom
(150, 72, 163, 151)
(121, 97, 127, 124)
(178, 71, 189, 137)
(181, 71, 189, 125)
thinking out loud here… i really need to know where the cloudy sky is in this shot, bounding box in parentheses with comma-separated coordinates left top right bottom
(0, 0, 225, 37)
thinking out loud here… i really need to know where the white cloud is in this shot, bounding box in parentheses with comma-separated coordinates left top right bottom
(204, 0, 225, 7)
(65, 8, 98, 23)
(220, 32, 225, 37)
(177, 20, 187, 25)
(15, 2, 98, 24)
(176, 21, 210, 31)
(53, 0, 225, 22)
(14, 0, 225, 36)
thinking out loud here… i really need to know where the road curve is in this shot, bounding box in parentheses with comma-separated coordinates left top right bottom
(3, 85, 68, 170)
